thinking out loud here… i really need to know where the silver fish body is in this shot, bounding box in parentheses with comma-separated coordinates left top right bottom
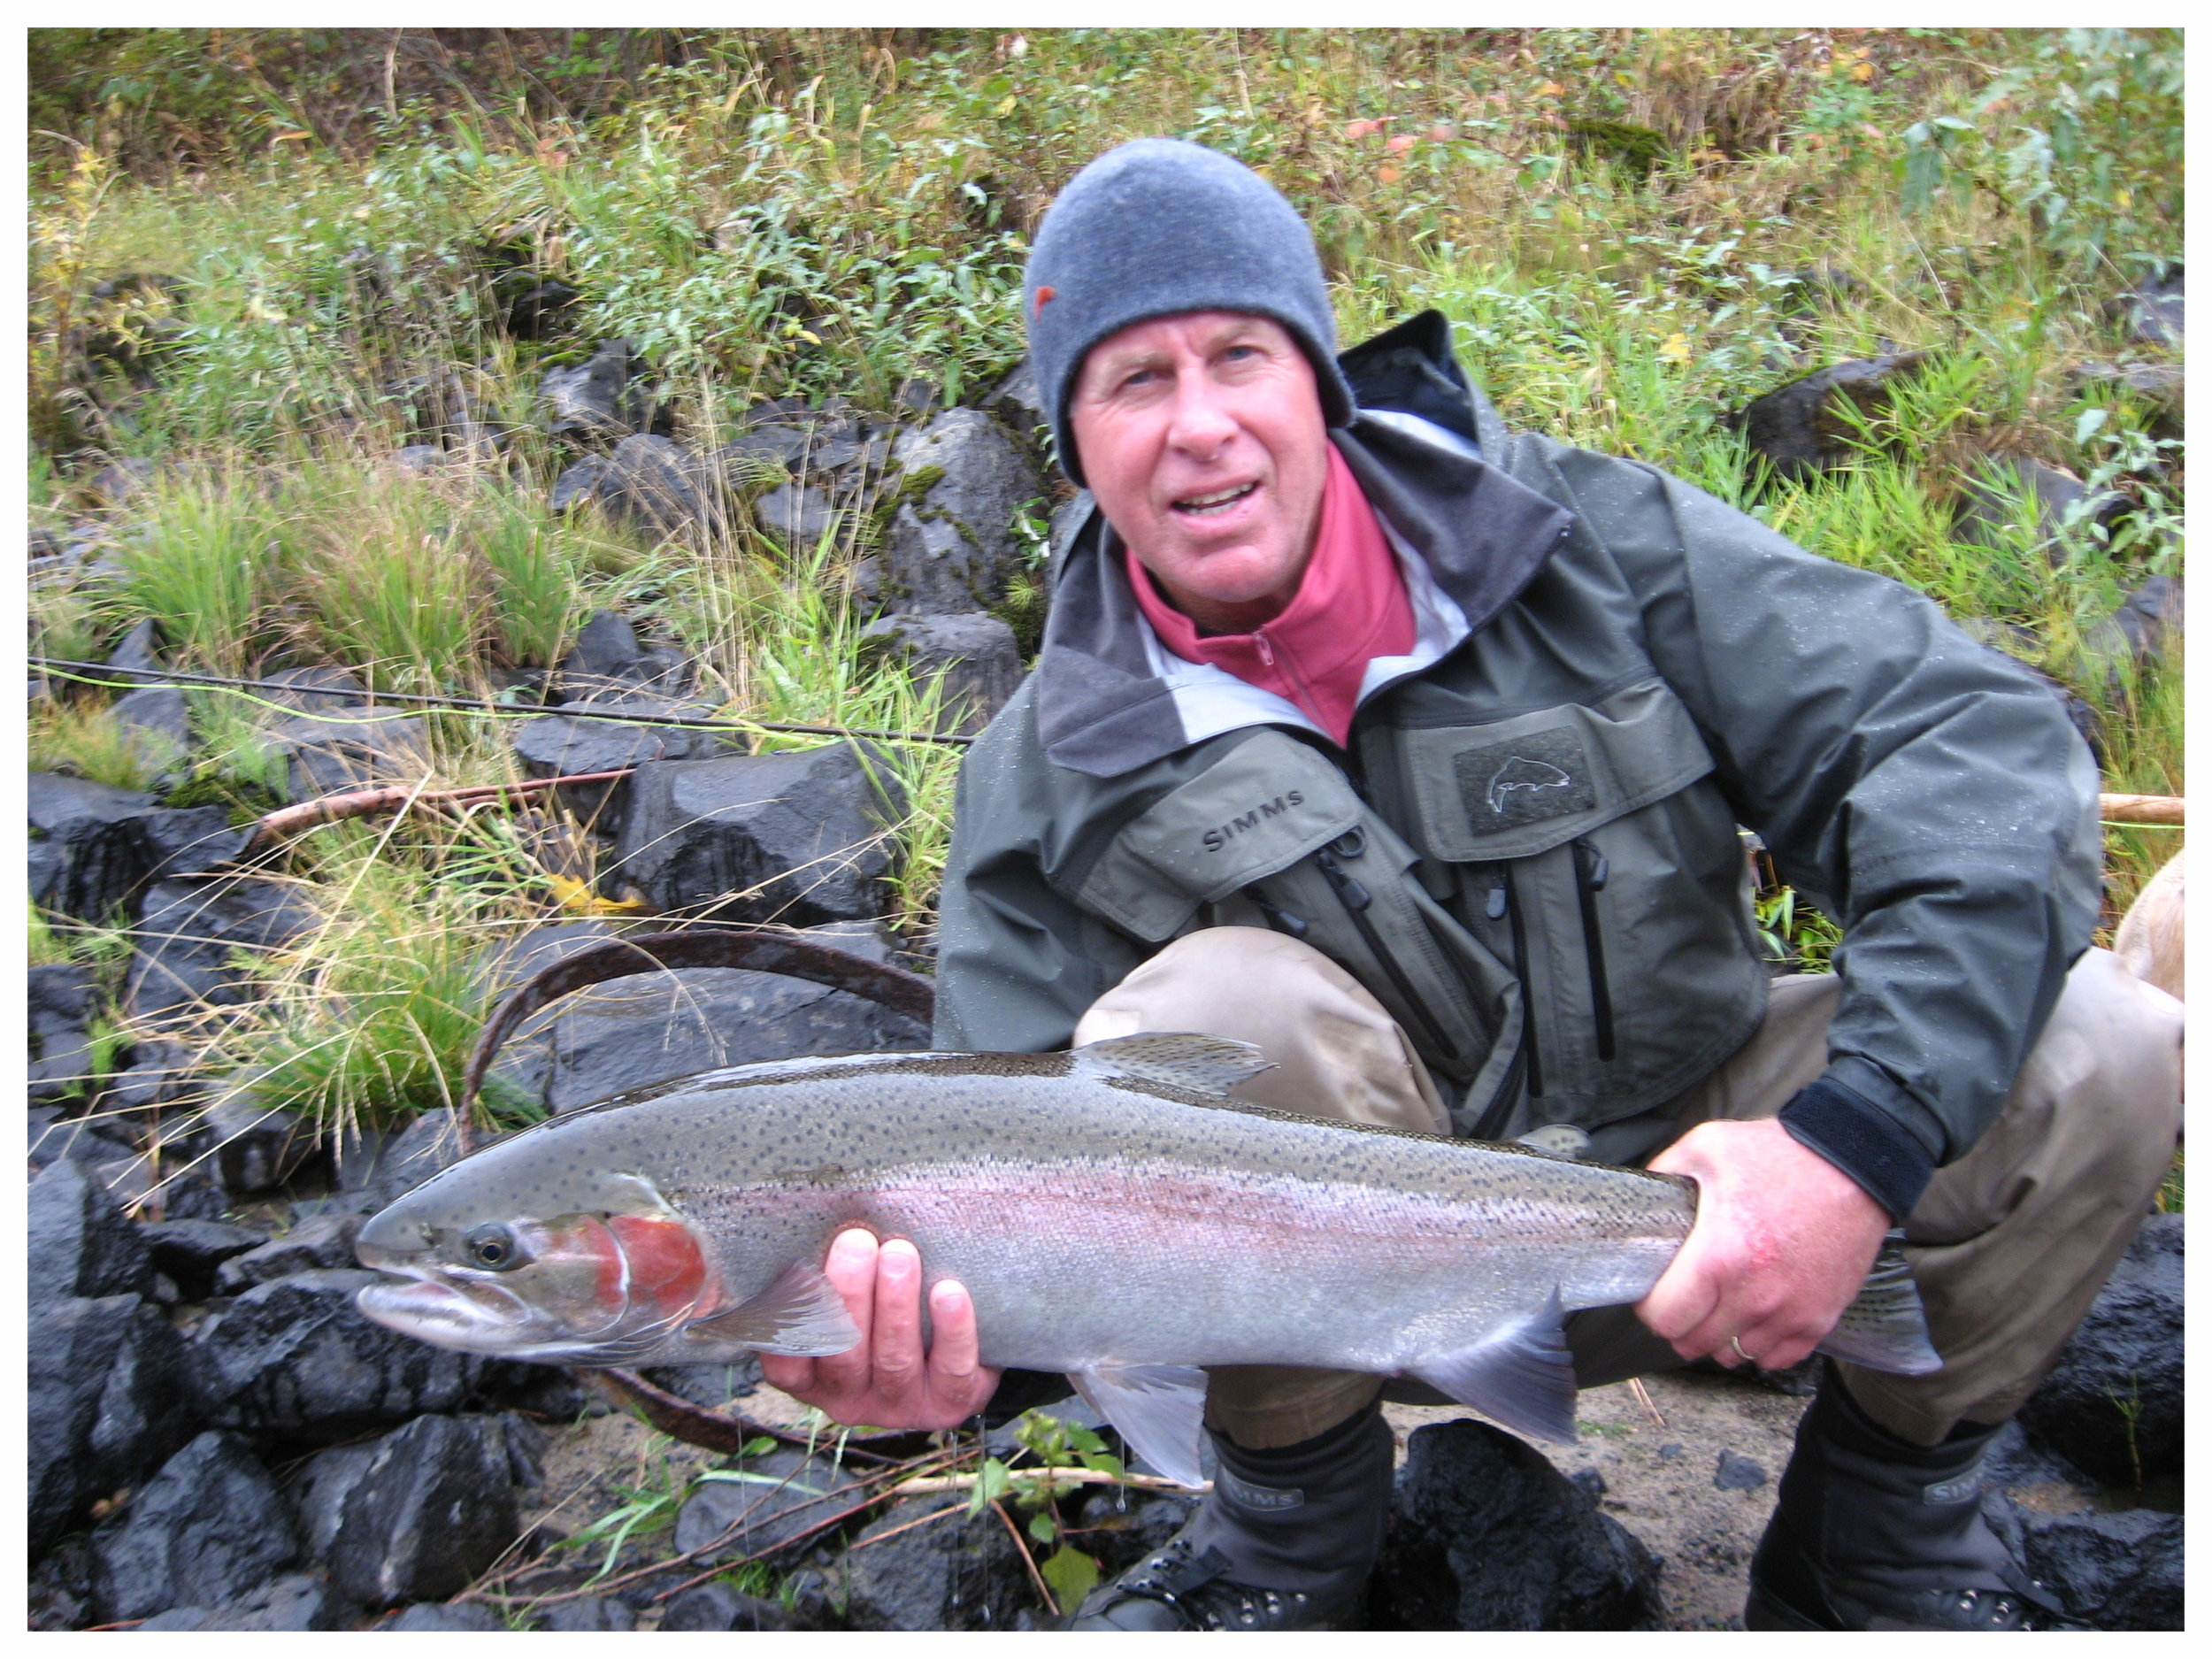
(356, 1035, 1938, 1484)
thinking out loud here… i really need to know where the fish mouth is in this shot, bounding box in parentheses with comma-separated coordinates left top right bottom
(356, 1270, 549, 1355)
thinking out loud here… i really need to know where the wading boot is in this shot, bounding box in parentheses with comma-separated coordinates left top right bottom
(1746, 1363, 2067, 1631)
(1065, 1403, 1394, 1630)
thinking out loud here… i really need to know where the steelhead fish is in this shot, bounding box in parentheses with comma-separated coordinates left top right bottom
(355, 1033, 1939, 1486)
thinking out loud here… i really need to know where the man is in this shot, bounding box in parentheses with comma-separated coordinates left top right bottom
(762, 139, 2182, 1631)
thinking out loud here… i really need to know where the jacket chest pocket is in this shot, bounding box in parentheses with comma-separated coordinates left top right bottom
(1072, 730, 1528, 1123)
(1390, 678, 1770, 1131)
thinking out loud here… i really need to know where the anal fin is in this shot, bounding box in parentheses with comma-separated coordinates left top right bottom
(1816, 1233, 1943, 1377)
(1069, 1362, 1211, 1489)
(1408, 1286, 1579, 1445)
(686, 1259, 860, 1356)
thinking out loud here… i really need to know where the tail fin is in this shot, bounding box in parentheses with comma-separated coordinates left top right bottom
(1815, 1233, 1942, 1376)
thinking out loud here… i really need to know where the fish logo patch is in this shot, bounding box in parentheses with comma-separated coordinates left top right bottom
(1455, 728, 1597, 833)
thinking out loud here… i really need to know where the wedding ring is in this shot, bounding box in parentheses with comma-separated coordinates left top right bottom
(1729, 1334, 1755, 1363)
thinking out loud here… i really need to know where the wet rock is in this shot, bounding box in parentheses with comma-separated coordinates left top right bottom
(27, 1105, 140, 1171)
(90, 1431, 303, 1623)
(334, 1106, 475, 1210)
(660, 1583, 816, 1631)
(2070, 362, 2184, 441)
(1370, 1418, 1662, 1630)
(2016, 1214, 2181, 1487)
(2102, 267, 2184, 349)
(503, 965, 929, 1112)
(190, 1267, 540, 1441)
(1735, 351, 1929, 479)
(511, 696, 730, 829)
(197, 1097, 320, 1196)
(1713, 1451, 1767, 1492)
(532, 1595, 635, 1630)
(27, 961, 102, 1105)
(127, 876, 314, 1019)
(639, 1353, 764, 1409)
(30, 1534, 97, 1629)
(541, 339, 652, 442)
(2112, 575, 2183, 666)
(559, 605, 644, 683)
(500, 274, 581, 341)
(106, 621, 165, 683)
(672, 1448, 861, 1562)
(92, 1148, 231, 1223)
(835, 1497, 1039, 1631)
(29, 1294, 199, 1557)
(134, 1572, 354, 1631)
(215, 1213, 363, 1294)
(390, 444, 444, 476)
(549, 452, 610, 512)
(1065, 1486, 1201, 1581)
(881, 408, 1042, 613)
(753, 480, 843, 550)
(261, 704, 433, 802)
(380, 1600, 507, 1631)
(858, 611, 1026, 733)
(112, 683, 193, 762)
(140, 1217, 268, 1302)
(612, 741, 906, 925)
(257, 665, 369, 710)
(1954, 458, 2125, 566)
(27, 771, 156, 922)
(717, 421, 815, 475)
(28, 1155, 151, 1306)
(2014, 1504, 2182, 1632)
(979, 358, 1048, 446)
(104, 1036, 204, 1117)
(578, 434, 726, 540)
(301, 1415, 525, 1608)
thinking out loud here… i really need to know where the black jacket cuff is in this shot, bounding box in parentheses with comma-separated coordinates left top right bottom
(1778, 1076, 1936, 1223)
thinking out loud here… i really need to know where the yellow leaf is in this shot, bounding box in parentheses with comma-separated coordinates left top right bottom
(1658, 332, 1692, 365)
(546, 872, 644, 915)
(995, 94, 1019, 117)
(1851, 61, 1875, 83)
(796, 328, 822, 345)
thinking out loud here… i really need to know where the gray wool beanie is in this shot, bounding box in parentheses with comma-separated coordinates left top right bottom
(1024, 137, 1356, 486)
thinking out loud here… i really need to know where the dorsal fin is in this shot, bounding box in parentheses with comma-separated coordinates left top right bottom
(1070, 1033, 1273, 1096)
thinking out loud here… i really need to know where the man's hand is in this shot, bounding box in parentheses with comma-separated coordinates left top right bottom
(1637, 1118, 1891, 1372)
(757, 1229, 1002, 1431)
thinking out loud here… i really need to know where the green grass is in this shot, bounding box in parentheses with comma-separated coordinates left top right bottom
(27, 26, 2182, 1114)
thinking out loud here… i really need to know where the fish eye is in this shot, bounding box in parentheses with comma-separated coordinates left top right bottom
(463, 1223, 531, 1271)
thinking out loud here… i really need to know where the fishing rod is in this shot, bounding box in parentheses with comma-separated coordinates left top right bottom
(27, 657, 977, 748)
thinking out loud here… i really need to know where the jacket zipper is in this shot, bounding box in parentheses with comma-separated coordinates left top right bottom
(1502, 864, 1543, 1101)
(1574, 838, 1617, 1063)
(1313, 831, 1454, 1062)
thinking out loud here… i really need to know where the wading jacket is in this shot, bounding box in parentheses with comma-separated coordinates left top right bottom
(932, 319, 2101, 1220)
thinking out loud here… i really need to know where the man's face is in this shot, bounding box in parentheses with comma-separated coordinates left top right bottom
(1068, 311, 1329, 634)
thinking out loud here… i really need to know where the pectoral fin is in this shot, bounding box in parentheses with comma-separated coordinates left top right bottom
(1409, 1286, 1579, 1445)
(1816, 1233, 1943, 1376)
(1069, 1362, 1211, 1489)
(686, 1260, 861, 1356)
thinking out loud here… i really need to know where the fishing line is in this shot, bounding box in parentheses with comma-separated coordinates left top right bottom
(28, 657, 977, 747)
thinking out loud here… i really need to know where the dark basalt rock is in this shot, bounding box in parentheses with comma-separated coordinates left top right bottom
(532, 1595, 636, 1630)
(298, 1415, 526, 1608)
(28, 771, 156, 922)
(140, 1217, 270, 1302)
(659, 1583, 817, 1631)
(559, 605, 644, 681)
(259, 704, 434, 803)
(111, 683, 193, 762)
(134, 1572, 356, 1632)
(1734, 351, 1930, 479)
(2016, 1213, 2181, 1487)
(611, 741, 906, 925)
(573, 434, 727, 540)
(27, 961, 103, 1106)
(1954, 457, 2126, 566)
(834, 1497, 1040, 1631)
(881, 409, 1043, 614)
(196, 1096, 321, 1196)
(672, 1448, 861, 1563)
(1368, 1418, 1662, 1630)
(214, 1213, 363, 1294)
(752, 480, 844, 550)
(90, 1431, 304, 1624)
(502, 964, 929, 1113)
(28, 1155, 151, 1307)
(28, 1294, 199, 1558)
(2101, 266, 2184, 349)
(334, 1106, 477, 1212)
(541, 338, 655, 442)
(510, 695, 730, 830)
(189, 1268, 544, 1441)
(379, 1601, 507, 1631)
(27, 1105, 140, 1171)
(127, 875, 315, 1019)
(858, 611, 1027, 734)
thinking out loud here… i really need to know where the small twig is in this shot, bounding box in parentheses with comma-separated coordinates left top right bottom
(993, 1497, 1059, 1617)
(2100, 793, 2185, 826)
(839, 1500, 968, 1551)
(246, 768, 636, 849)
(887, 1467, 1206, 1498)
(1628, 1376, 1667, 1429)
